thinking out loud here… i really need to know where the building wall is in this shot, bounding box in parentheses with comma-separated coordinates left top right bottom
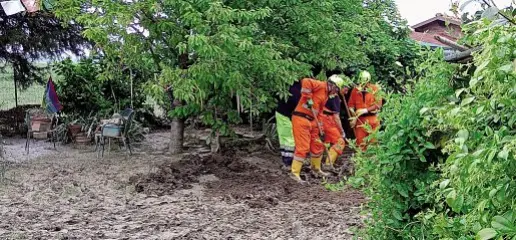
(415, 21, 463, 40)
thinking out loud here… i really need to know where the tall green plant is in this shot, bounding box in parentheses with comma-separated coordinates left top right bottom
(352, 49, 456, 239)
(54, 57, 147, 117)
(355, 4, 516, 239)
(425, 16, 516, 240)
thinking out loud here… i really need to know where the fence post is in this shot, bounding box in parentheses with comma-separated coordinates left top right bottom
(13, 77, 18, 108)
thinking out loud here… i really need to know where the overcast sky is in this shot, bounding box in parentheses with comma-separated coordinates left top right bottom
(395, 0, 514, 25)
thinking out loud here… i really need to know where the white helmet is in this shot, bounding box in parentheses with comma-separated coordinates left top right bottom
(328, 75, 345, 89)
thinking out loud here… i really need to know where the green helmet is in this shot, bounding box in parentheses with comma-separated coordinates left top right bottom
(358, 71, 371, 83)
(328, 75, 345, 89)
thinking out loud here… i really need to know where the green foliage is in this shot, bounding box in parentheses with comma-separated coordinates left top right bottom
(228, 0, 420, 91)
(353, 49, 455, 239)
(324, 179, 347, 192)
(355, 8, 516, 240)
(53, 0, 418, 135)
(425, 18, 516, 240)
(54, 57, 147, 117)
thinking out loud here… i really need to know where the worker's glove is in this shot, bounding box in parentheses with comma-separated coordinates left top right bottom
(356, 108, 369, 116)
(349, 118, 357, 129)
(306, 99, 314, 109)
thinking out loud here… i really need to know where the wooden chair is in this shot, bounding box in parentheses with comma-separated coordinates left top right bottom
(96, 108, 134, 157)
(25, 111, 58, 154)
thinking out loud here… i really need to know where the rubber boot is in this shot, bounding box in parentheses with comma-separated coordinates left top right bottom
(281, 156, 293, 171)
(290, 160, 306, 183)
(323, 148, 339, 172)
(311, 155, 330, 177)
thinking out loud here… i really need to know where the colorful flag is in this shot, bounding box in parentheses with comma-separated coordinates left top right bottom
(42, 77, 63, 114)
(21, 0, 39, 13)
(1, 0, 26, 16)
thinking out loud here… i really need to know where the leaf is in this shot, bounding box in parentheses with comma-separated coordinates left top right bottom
(446, 189, 457, 207)
(462, 97, 476, 106)
(482, 6, 499, 20)
(392, 210, 403, 221)
(476, 60, 490, 74)
(456, 88, 466, 98)
(420, 107, 429, 115)
(477, 228, 497, 240)
(491, 216, 514, 232)
(470, 77, 479, 87)
(397, 186, 409, 198)
(487, 150, 497, 164)
(497, 149, 509, 160)
(424, 142, 436, 149)
(458, 130, 469, 140)
(452, 195, 464, 213)
(477, 106, 485, 114)
(499, 63, 513, 73)
(440, 179, 450, 189)
(472, 148, 485, 157)
(451, 107, 461, 115)
(489, 188, 498, 198)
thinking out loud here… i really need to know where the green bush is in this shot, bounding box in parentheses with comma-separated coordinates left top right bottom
(54, 57, 147, 117)
(355, 17, 516, 240)
(353, 49, 455, 239)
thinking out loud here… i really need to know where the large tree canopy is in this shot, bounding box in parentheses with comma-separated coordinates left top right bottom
(53, 0, 417, 152)
(0, 3, 87, 88)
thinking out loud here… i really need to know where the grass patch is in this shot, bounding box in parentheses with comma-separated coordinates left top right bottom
(0, 79, 44, 110)
(0, 63, 52, 110)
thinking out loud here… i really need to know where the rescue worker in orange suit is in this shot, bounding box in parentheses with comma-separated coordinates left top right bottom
(290, 77, 342, 183)
(321, 75, 347, 171)
(348, 71, 383, 151)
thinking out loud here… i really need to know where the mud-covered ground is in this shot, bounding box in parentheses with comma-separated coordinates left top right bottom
(0, 131, 366, 239)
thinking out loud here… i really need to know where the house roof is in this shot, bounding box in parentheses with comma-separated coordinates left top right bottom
(409, 31, 449, 48)
(411, 13, 462, 30)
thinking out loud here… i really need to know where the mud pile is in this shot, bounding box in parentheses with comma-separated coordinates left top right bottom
(128, 150, 254, 195)
(130, 148, 364, 209)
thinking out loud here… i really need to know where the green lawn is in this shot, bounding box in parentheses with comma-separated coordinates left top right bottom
(0, 65, 46, 110)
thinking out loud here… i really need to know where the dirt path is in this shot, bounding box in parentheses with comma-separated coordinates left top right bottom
(0, 132, 365, 239)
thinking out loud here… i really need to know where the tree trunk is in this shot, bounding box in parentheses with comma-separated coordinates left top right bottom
(444, 46, 483, 62)
(168, 53, 190, 154)
(169, 117, 184, 154)
(434, 36, 469, 51)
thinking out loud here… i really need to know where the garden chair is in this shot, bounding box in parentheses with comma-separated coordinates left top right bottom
(25, 110, 58, 154)
(96, 108, 134, 158)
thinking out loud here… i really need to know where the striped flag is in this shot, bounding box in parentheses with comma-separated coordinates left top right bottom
(42, 77, 62, 113)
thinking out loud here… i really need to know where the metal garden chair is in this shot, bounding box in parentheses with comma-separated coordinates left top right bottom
(96, 108, 134, 157)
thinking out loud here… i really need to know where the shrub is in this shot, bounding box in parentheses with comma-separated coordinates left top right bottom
(355, 15, 516, 240)
(54, 57, 147, 117)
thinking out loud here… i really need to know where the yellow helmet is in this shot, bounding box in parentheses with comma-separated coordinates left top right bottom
(358, 71, 371, 83)
(328, 74, 345, 89)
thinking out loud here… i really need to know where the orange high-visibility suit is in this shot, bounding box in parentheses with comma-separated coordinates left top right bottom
(321, 95, 345, 162)
(291, 79, 328, 163)
(348, 83, 382, 151)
